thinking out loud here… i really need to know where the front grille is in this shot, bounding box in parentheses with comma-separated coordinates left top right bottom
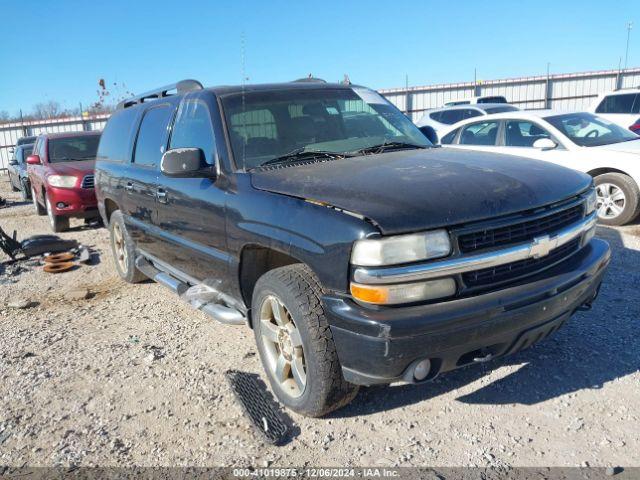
(81, 174, 95, 189)
(462, 238, 581, 287)
(458, 204, 583, 253)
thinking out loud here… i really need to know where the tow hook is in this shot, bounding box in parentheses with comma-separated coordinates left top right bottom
(578, 286, 600, 312)
(473, 351, 495, 363)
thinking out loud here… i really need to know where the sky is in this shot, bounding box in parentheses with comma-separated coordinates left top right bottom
(0, 0, 637, 116)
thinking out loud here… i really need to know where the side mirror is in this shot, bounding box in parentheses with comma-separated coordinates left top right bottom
(160, 148, 213, 178)
(8, 160, 18, 166)
(418, 126, 438, 144)
(26, 154, 41, 165)
(532, 138, 557, 151)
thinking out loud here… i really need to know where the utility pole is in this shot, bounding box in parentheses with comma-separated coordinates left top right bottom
(625, 21, 633, 70)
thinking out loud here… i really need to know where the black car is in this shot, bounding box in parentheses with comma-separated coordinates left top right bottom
(7, 143, 34, 200)
(95, 79, 610, 417)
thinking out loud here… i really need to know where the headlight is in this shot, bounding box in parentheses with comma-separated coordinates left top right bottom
(585, 188, 597, 215)
(351, 230, 451, 266)
(47, 175, 78, 188)
(350, 278, 456, 305)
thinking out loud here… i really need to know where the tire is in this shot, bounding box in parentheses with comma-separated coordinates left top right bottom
(594, 173, 640, 226)
(32, 187, 46, 216)
(45, 195, 69, 233)
(10, 177, 19, 192)
(20, 180, 30, 201)
(252, 264, 359, 417)
(109, 210, 146, 283)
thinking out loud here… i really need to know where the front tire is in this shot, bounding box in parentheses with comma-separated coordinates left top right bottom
(252, 264, 358, 417)
(46, 195, 69, 233)
(109, 210, 146, 283)
(32, 187, 46, 216)
(595, 173, 640, 226)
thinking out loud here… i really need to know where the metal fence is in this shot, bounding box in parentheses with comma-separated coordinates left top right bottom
(380, 66, 640, 122)
(0, 114, 108, 172)
(2, 66, 639, 172)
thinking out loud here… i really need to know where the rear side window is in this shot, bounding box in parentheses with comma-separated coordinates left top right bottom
(440, 128, 459, 144)
(459, 121, 500, 146)
(97, 108, 138, 162)
(596, 93, 638, 114)
(429, 111, 443, 122)
(133, 105, 174, 167)
(439, 110, 465, 125)
(170, 100, 215, 165)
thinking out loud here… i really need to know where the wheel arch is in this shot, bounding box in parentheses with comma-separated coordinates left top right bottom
(238, 244, 307, 326)
(587, 167, 631, 178)
(102, 198, 120, 226)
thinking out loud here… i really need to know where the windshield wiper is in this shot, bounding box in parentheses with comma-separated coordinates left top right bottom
(258, 149, 350, 168)
(350, 141, 427, 156)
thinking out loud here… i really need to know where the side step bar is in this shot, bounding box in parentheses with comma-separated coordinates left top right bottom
(135, 256, 246, 326)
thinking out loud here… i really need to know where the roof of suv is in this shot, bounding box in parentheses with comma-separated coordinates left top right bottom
(428, 103, 518, 113)
(205, 81, 360, 97)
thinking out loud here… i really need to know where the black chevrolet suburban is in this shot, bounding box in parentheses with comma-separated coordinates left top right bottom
(95, 79, 610, 417)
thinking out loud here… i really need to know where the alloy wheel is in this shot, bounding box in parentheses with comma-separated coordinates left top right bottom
(258, 295, 306, 398)
(596, 183, 626, 220)
(112, 222, 128, 273)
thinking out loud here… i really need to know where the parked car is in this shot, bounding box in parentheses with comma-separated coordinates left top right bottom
(27, 131, 101, 232)
(415, 104, 519, 143)
(439, 110, 640, 225)
(444, 95, 508, 106)
(589, 88, 640, 130)
(17, 135, 37, 147)
(95, 79, 609, 417)
(7, 143, 34, 200)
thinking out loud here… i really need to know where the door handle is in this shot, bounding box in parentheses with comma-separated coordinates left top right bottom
(125, 182, 133, 192)
(156, 188, 168, 204)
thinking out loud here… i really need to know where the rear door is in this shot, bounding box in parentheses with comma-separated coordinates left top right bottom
(121, 103, 175, 259)
(154, 96, 229, 283)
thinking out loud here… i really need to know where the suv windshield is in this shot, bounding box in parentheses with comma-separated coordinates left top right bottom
(221, 87, 431, 170)
(48, 135, 101, 163)
(544, 112, 638, 147)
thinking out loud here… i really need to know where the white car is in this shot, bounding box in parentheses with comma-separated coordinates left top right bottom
(443, 95, 508, 106)
(439, 110, 640, 226)
(589, 89, 640, 131)
(415, 103, 519, 144)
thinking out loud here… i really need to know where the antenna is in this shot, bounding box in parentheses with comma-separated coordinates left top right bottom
(625, 21, 633, 70)
(241, 31, 247, 172)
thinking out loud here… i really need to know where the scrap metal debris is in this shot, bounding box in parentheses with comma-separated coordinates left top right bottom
(0, 225, 78, 260)
(43, 261, 76, 274)
(225, 370, 297, 446)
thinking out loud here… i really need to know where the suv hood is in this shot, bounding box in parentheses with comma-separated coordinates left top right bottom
(48, 159, 95, 176)
(251, 149, 591, 235)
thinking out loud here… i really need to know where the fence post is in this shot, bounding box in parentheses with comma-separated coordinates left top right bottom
(545, 63, 551, 109)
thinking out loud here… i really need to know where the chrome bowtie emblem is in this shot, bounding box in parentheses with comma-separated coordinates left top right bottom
(529, 235, 555, 258)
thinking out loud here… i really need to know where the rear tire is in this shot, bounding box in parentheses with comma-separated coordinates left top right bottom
(10, 179, 19, 192)
(46, 195, 69, 233)
(252, 264, 359, 417)
(32, 187, 46, 216)
(109, 210, 146, 283)
(20, 180, 30, 201)
(594, 173, 640, 226)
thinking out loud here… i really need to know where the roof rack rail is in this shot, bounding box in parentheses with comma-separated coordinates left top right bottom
(116, 79, 203, 109)
(292, 75, 327, 83)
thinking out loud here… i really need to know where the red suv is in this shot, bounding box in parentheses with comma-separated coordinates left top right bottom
(27, 131, 102, 232)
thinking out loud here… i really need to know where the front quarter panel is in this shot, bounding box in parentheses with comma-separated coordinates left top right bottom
(226, 173, 377, 297)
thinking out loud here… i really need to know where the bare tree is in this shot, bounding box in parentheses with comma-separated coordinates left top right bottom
(32, 100, 62, 119)
(0, 111, 10, 122)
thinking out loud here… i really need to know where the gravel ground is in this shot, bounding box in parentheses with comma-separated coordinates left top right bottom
(0, 177, 639, 468)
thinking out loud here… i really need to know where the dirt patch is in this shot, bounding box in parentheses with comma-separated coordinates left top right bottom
(0, 176, 639, 468)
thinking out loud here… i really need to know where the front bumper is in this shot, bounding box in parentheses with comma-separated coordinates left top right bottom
(325, 238, 610, 386)
(48, 186, 98, 218)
